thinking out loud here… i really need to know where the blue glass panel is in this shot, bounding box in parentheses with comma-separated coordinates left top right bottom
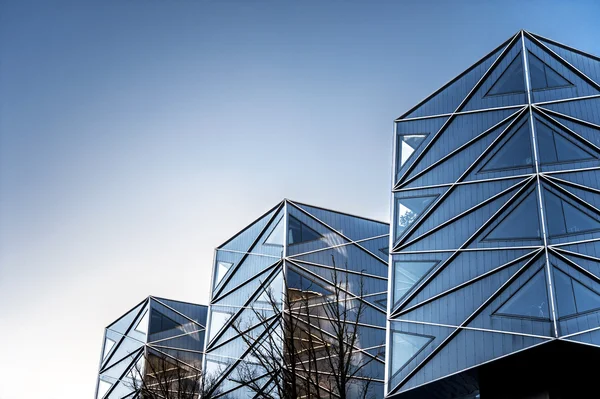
(573, 279, 600, 313)
(288, 215, 322, 245)
(540, 97, 600, 126)
(398, 134, 427, 175)
(393, 261, 436, 307)
(480, 123, 532, 171)
(486, 53, 526, 96)
(552, 268, 577, 318)
(544, 189, 600, 237)
(395, 196, 436, 241)
(485, 191, 541, 240)
(535, 36, 600, 87)
(535, 120, 595, 165)
(220, 206, 279, 252)
(264, 216, 284, 246)
(544, 190, 567, 237)
(528, 51, 572, 90)
(563, 198, 600, 235)
(286, 267, 333, 297)
(390, 331, 432, 376)
(495, 269, 549, 320)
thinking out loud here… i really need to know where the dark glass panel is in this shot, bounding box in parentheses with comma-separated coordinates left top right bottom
(553, 133, 595, 163)
(536, 121, 559, 164)
(481, 123, 533, 171)
(397, 134, 427, 170)
(544, 190, 567, 236)
(486, 54, 526, 96)
(287, 216, 322, 245)
(286, 268, 332, 300)
(529, 52, 547, 90)
(395, 196, 436, 240)
(379, 246, 389, 256)
(545, 67, 572, 88)
(393, 261, 437, 306)
(390, 331, 432, 375)
(149, 310, 180, 335)
(485, 192, 541, 240)
(552, 268, 577, 318)
(496, 269, 549, 319)
(563, 200, 600, 235)
(573, 280, 600, 313)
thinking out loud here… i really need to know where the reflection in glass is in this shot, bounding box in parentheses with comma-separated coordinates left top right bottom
(391, 331, 431, 375)
(528, 51, 572, 91)
(264, 218, 284, 246)
(393, 261, 436, 306)
(257, 272, 283, 306)
(553, 267, 600, 318)
(397, 134, 427, 170)
(288, 216, 322, 245)
(102, 338, 116, 360)
(395, 196, 436, 240)
(97, 379, 112, 399)
(149, 310, 180, 335)
(486, 54, 525, 96)
(544, 190, 600, 237)
(536, 121, 594, 165)
(134, 310, 149, 335)
(496, 269, 549, 319)
(209, 310, 234, 342)
(485, 192, 540, 240)
(214, 261, 233, 288)
(481, 123, 532, 171)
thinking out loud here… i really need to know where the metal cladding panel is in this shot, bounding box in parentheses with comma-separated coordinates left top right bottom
(388, 31, 600, 398)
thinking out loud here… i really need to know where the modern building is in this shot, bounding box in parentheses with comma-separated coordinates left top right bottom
(204, 199, 389, 398)
(96, 296, 208, 399)
(387, 30, 600, 398)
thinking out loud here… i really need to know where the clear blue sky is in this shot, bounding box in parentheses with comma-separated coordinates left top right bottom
(1, 1, 599, 398)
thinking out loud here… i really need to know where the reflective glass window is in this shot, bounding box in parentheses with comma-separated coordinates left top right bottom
(97, 379, 112, 399)
(395, 196, 436, 240)
(134, 310, 149, 335)
(544, 190, 567, 236)
(257, 271, 283, 306)
(536, 120, 594, 165)
(573, 279, 600, 313)
(544, 190, 600, 237)
(209, 310, 234, 342)
(264, 218, 284, 246)
(393, 261, 436, 306)
(564, 200, 600, 234)
(552, 268, 577, 318)
(496, 269, 549, 319)
(286, 268, 332, 300)
(288, 216, 322, 245)
(391, 331, 432, 375)
(102, 338, 116, 360)
(486, 53, 526, 96)
(481, 123, 532, 171)
(397, 134, 426, 170)
(149, 310, 180, 335)
(214, 261, 233, 288)
(485, 192, 540, 240)
(528, 51, 572, 90)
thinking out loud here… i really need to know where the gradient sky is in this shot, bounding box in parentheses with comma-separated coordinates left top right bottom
(1, 1, 599, 398)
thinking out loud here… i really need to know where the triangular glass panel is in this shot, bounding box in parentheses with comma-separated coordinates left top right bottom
(395, 196, 437, 241)
(102, 338, 116, 361)
(208, 309, 234, 343)
(486, 53, 526, 96)
(134, 310, 149, 335)
(379, 246, 389, 256)
(256, 271, 283, 306)
(264, 217, 284, 247)
(149, 309, 181, 335)
(528, 51, 572, 91)
(494, 269, 550, 320)
(288, 215, 322, 245)
(485, 191, 541, 240)
(390, 331, 433, 374)
(97, 379, 112, 399)
(480, 122, 533, 171)
(543, 190, 600, 237)
(393, 261, 437, 308)
(535, 120, 595, 165)
(213, 261, 233, 289)
(397, 134, 427, 169)
(573, 279, 600, 313)
(552, 267, 577, 318)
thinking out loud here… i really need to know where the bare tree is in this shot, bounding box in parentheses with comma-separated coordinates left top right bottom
(129, 349, 224, 399)
(232, 256, 380, 399)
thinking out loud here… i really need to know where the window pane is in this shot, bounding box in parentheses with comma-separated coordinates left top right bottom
(149, 310, 180, 335)
(573, 280, 600, 313)
(264, 218, 284, 246)
(562, 199, 600, 235)
(395, 196, 436, 240)
(536, 121, 559, 164)
(552, 268, 577, 318)
(391, 331, 431, 375)
(102, 338, 116, 360)
(553, 133, 594, 163)
(134, 310, 149, 335)
(544, 190, 567, 237)
(485, 192, 540, 240)
(481, 123, 532, 171)
(528, 52, 547, 90)
(214, 261, 233, 288)
(496, 269, 549, 319)
(486, 54, 525, 96)
(288, 216, 321, 245)
(393, 261, 436, 306)
(209, 310, 234, 342)
(545, 66, 571, 88)
(97, 379, 112, 399)
(397, 134, 426, 169)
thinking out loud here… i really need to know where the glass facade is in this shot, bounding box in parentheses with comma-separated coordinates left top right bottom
(204, 199, 389, 398)
(95, 297, 207, 399)
(387, 31, 600, 398)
